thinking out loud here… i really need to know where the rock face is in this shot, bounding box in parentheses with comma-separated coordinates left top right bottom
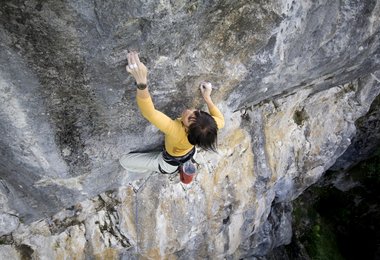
(331, 93, 380, 171)
(0, 0, 379, 258)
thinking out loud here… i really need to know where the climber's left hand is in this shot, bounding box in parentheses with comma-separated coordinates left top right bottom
(126, 51, 147, 85)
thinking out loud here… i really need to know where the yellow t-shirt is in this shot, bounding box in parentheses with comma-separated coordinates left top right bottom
(137, 95, 225, 157)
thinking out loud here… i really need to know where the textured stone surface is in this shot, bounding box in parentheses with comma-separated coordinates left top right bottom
(0, 213, 19, 236)
(1, 77, 378, 259)
(0, 0, 380, 258)
(331, 89, 380, 171)
(0, 246, 21, 259)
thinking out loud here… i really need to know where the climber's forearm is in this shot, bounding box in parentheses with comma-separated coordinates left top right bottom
(204, 96, 214, 109)
(205, 96, 225, 129)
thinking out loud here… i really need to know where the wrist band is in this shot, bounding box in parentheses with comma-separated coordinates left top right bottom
(136, 83, 147, 90)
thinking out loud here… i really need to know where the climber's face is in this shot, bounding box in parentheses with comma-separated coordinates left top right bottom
(181, 109, 196, 128)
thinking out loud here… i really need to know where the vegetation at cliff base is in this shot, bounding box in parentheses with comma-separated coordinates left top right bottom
(288, 149, 380, 260)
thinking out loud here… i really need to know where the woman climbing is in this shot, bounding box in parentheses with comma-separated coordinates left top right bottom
(120, 51, 224, 183)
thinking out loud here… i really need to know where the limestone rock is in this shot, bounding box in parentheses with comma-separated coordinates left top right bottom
(0, 245, 21, 259)
(331, 91, 380, 171)
(0, 213, 19, 236)
(0, 0, 380, 259)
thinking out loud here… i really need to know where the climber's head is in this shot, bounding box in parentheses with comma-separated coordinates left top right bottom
(182, 109, 218, 151)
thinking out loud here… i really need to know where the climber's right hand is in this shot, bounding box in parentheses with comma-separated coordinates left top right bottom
(200, 81, 212, 100)
(126, 51, 147, 85)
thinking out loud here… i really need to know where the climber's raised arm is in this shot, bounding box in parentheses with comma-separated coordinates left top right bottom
(200, 82, 225, 129)
(126, 51, 178, 134)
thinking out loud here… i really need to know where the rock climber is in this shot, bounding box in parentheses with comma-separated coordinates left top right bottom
(119, 51, 224, 182)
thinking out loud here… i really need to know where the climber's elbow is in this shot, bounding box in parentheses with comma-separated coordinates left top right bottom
(140, 110, 153, 121)
(218, 120, 225, 129)
(215, 116, 225, 129)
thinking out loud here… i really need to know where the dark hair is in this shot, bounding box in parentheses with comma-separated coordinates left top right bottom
(187, 110, 218, 151)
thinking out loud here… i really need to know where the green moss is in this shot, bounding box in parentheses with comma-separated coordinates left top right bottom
(305, 216, 344, 260)
(291, 197, 344, 260)
(359, 148, 380, 181)
(289, 148, 380, 259)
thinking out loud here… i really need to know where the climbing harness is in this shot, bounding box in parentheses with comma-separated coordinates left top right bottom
(162, 147, 196, 166)
(161, 147, 197, 184)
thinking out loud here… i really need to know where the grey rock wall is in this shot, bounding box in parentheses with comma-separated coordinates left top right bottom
(0, 0, 380, 258)
(331, 89, 380, 171)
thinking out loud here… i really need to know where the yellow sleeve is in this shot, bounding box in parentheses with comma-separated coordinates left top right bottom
(136, 96, 180, 135)
(209, 104, 225, 129)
